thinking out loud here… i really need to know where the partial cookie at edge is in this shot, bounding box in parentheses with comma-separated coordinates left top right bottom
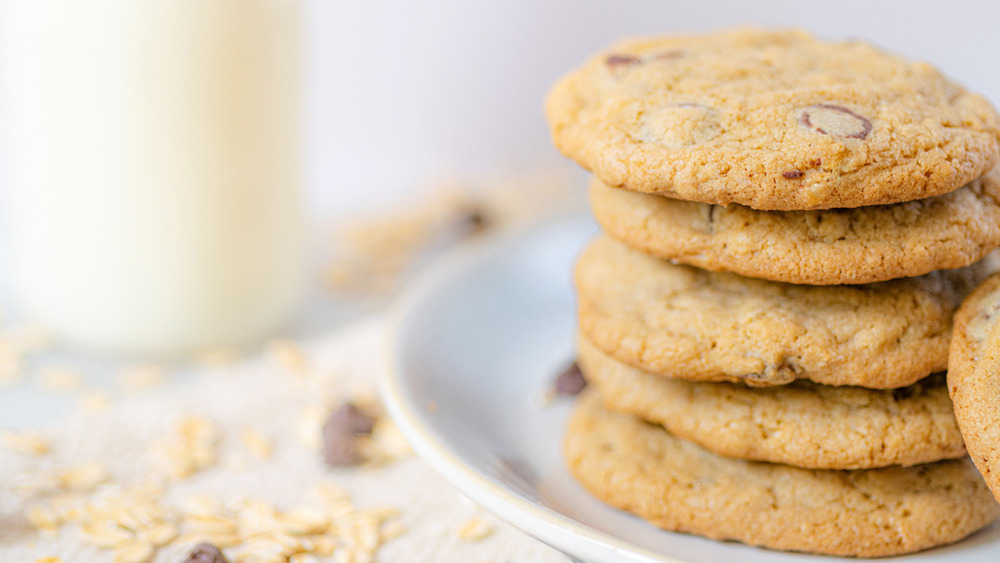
(949, 272, 1000, 502)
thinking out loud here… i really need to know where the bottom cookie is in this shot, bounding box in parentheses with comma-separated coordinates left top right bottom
(565, 391, 1000, 557)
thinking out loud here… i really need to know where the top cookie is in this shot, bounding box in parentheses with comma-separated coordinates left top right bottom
(546, 29, 1000, 210)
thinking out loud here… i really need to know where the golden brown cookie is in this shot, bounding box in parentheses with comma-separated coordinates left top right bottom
(590, 169, 1000, 285)
(578, 334, 964, 469)
(949, 272, 1000, 502)
(576, 236, 998, 388)
(565, 391, 1000, 557)
(546, 29, 1000, 210)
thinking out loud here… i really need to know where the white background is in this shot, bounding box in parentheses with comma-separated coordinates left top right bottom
(304, 0, 1000, 216)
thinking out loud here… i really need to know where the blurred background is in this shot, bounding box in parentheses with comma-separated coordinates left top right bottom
(0, 0, 999, 362)
(304, 0, 1000, 215)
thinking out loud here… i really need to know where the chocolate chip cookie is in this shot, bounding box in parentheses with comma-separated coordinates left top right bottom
(566, 391, 1000, 557)
(576, 236, 998, 387)
(546, 29, 1000, 210)
(590, 168, 1000, 285)
(579, 334, 964, 469)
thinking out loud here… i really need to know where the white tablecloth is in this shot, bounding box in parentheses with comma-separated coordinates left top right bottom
(0, 317, 568, 562)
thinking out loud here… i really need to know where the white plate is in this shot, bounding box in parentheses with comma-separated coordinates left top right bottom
(381, 213, 1000, 563)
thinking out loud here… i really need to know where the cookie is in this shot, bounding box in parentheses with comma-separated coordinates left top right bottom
(949, 272, 1000, 502)
(578, 334, 964, 469)
(591, 168, 1000, 285)
(577, 236, 997, 387)
(546, 29, 1000, 210)
(565, 391, 999, 557)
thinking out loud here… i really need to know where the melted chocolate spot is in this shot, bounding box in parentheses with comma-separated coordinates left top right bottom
(605, 54, 640, 69)
(652, 49, 685, 60)
(800, 104, 872, 140)
(782, 170, 805, 180)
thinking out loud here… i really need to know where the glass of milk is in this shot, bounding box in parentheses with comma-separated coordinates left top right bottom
(0, 0, 305, 357)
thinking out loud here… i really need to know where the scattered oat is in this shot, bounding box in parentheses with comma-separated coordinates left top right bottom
(196, 348, 241, 368)
(26, 503, 61, 533)
(268, 339, 308, 377)
(296, 406, 326, 451)
(365, 418, 412, 464)
(0, 429, 51, 457)
(380, 519, 406, 541)
(79, 389, 113, 413)
(0, 344, 23, 387)
(37, 366, 85, 392)
(240, 429, 273, 460)
(4, 323, 52, 354)
(154, 416, 219, 479)
(113, 540, 154, 563)
(118, 364, 167, 392)
(455, 516, 493, 542)
(59, 462, 110, 490)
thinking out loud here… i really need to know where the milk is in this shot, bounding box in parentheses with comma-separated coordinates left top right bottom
(0, 0, 305, 356)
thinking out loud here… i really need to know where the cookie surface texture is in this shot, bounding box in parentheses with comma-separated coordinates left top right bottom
(590, 168, 1000, 285)
(576, 236, 996, 387)
(547, 29, 1000, 210)
(949, 272, 1000, 502)
(578, 335, 964, 469)
(565, 391, 1000, 557)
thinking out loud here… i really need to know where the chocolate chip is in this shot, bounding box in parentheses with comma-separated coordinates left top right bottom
(182, 543, 230, 563)
(605, 54, 640, 69)
(459, 206, 491, 236)
(891, 386, 915, 401)
(782, 170, 804, 180)
(800, 104, 872, 140)
(554, 362, 587, 395)
(322, 428, 364, 467)
(809, 158, 822, 167)
(322, 402, 376, 467)
(652, 49, 685, 60)
(326, 402, 375, 436)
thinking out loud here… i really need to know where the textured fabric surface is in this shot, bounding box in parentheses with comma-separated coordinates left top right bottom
(0, 317, 566, 562)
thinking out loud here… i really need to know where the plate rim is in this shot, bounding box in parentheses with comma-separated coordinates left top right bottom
(379, 211, 687, 563)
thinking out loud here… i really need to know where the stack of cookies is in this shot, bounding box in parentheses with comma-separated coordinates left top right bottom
(545, 29, 1000, 557)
